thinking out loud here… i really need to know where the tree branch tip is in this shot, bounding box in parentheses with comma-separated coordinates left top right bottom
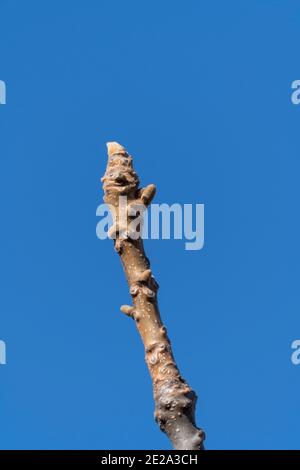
(106, 141, 127, 157)
(140, 184, 156, 205)
(137, 269, 152, 283)
(103, 141, 204, 450)
(120, 305, 135, 317)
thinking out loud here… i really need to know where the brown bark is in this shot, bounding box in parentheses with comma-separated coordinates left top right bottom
(101, 142, 205, 450)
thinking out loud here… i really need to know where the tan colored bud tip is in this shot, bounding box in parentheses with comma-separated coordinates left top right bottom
(120, 305, 135, 317)
(106, 142, 126, 157)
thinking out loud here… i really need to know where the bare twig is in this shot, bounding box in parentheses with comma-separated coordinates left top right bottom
(101, 142, 205, 450)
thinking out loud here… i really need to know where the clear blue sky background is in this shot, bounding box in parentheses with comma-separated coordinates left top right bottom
(0, 0, 299, 450)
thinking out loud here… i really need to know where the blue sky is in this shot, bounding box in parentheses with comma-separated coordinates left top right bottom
(0, 0, 300, 450)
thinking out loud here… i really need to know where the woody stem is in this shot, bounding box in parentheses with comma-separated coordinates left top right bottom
(101, 141, 205, 450)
